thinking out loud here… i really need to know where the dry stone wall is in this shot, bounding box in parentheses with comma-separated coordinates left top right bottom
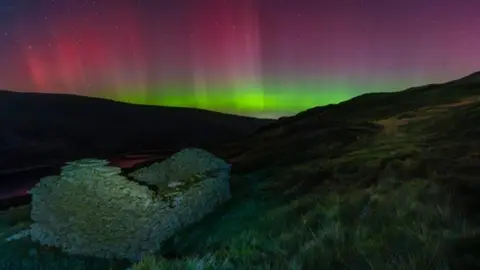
(28, 148, 232, 261)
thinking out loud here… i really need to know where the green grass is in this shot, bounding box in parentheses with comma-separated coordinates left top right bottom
(0, 175, 476, 270)
(0, 206, 131, 270)
(130, 178, 471, 270)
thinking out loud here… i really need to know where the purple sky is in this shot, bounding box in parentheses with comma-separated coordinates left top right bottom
(0, 0, 479, 117)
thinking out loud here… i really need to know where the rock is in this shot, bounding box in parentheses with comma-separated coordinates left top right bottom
(129, 148, 231, 187)
(5, 228, 31, 242)
(28, 148, 232, 261)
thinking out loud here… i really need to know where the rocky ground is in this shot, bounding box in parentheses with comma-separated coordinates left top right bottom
(2, 72, 480, 269)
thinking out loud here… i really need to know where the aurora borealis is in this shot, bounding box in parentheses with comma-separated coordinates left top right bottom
(1, 0, 480, 118)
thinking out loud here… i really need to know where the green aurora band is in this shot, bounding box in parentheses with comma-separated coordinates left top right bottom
(102, 78, 417, 118)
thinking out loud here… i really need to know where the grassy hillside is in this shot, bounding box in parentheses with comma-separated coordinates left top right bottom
(3, 72, 480, 269)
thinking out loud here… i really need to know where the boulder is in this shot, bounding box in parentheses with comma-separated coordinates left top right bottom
(28, 148, 231, 261)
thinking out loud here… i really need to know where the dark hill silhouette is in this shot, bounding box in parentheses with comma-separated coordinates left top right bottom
(0, 90, 272, 172)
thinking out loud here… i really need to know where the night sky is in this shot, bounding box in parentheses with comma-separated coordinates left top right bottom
(1, 0, 479, 118)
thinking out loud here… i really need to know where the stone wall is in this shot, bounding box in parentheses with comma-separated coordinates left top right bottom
(28, 148, 231, 261)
